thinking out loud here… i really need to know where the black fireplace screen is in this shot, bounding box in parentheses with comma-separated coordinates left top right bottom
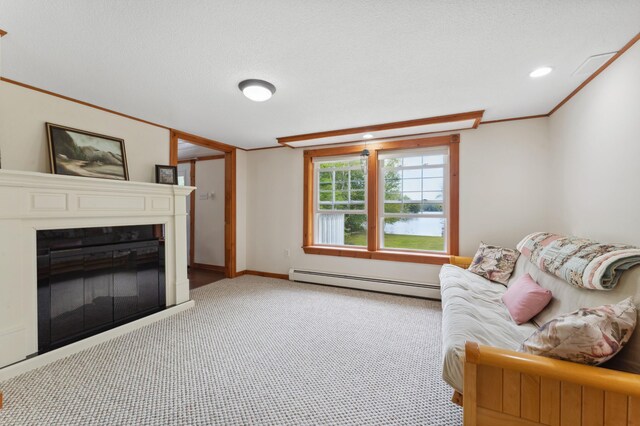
(37, 225, 166, 353)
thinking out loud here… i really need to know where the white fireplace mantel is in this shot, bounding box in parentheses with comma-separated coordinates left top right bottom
(0, 169, 195, 369)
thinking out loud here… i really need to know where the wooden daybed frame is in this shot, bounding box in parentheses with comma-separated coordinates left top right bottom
(449, 256, 640, 426)
(464, 342, 640, 425)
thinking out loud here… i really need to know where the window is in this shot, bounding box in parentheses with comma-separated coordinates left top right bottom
(303, 135, 459, 265)
(380, 147, 448, 252)
(314, 157, 367, 246)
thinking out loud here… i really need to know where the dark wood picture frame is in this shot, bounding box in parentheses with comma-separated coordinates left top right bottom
(155, 165, 178, 185)
(46, 123, 129, 180)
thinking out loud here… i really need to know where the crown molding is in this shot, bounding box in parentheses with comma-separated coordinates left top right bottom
(480, 114, 549, 125)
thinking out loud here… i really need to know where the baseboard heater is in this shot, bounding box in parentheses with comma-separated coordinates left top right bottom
(288, 269, 441, 299)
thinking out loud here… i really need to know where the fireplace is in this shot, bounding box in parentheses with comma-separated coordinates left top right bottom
(0, 169, 193, 372)
(37, 225, 166, 353)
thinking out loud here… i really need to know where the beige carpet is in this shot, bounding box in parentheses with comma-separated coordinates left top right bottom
(0, 276, 462, 425)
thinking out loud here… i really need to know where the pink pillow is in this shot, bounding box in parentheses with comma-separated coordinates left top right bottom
(502, 274, 552, 325)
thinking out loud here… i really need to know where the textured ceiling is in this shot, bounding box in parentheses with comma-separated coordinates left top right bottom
(0, 1, 639, 149)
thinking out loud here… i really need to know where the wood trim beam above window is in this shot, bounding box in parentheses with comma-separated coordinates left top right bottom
(303, 134, 459, 265)
(280, 111, 482, 148)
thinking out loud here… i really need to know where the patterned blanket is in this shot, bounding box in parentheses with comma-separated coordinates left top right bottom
(517, 232, 640, 290)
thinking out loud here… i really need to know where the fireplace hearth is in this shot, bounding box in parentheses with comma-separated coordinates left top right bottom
(37, 225, 166, 353)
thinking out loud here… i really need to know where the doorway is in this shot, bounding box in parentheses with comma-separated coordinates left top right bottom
(170, 130, 237, 281)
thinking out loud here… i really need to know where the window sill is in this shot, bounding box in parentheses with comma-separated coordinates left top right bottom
(302, 245, 451, 265)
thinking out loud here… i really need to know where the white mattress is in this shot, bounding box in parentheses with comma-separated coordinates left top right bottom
(439, 264, 537, 392)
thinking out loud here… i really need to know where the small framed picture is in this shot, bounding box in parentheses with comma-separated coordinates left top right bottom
(155, 165, 178, 185)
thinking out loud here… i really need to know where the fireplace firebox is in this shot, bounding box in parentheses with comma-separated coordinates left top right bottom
(37, 225, 166, 353)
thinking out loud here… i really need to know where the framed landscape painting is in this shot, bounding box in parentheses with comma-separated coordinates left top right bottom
(46, 123, 129, 180)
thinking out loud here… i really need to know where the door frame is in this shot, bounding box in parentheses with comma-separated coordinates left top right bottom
(170, 130, 237, 278)
(176, 159, 197, 268)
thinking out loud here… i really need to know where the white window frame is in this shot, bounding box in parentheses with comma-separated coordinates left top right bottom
(378, 147, 450, 253)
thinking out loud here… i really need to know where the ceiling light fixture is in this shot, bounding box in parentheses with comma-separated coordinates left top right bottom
(529, 66, 553, 78)
(362, 133, 374, 139)
(238, 79, 276, 102)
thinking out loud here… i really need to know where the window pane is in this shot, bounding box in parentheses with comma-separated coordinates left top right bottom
(316, 158, 367, 213)
(344, 214, 367, 246)
(384, 169, 400, 180)
(384, 191, 402, 201)
(385, 181, 401, 197)
(319, 191, 333, 202)
(423, 168, 443, 178)
(423, 202, 443, 213)
(382, 217, 446, 252)
(402, 178, 422, 192)
(402, 202, 422, 214)
(335, 180, 349, 191)
(422, 178, 444, 192)
(402, 156, 423, 167)
(351, 190, 365, 202)
(334, 170, 348, 182)
(334, 190, 349, 201)
(382, 158, 401, 168)
(317, 213, 367, 247)
(402, 192, 422, 201)
(383, 202, 402, 214)
(350, 170, 365, 182)
(402, 169, 422, 179)
(319, 171, 333, 182)
(423, 154, 445, 165)
(423, 191, 443, 202)
(351, 180, 365, 190)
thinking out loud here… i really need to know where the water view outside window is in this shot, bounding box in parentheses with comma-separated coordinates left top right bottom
(313, 149, 448, 252)
(380, 149, 448, 252)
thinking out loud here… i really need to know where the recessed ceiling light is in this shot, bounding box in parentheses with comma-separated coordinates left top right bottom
(529, 66, 553, 78)
(362, 134, 374, 139)
(238, 79, 276, 102)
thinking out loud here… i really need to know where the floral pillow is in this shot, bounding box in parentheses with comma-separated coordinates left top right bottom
(519, 297, 637, 365)
(467, 242, 519, 284)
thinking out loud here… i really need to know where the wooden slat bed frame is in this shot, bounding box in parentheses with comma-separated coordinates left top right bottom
(463, 342, 640, 426)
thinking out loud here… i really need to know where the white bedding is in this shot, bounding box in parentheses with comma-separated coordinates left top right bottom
(439, 264, 537, 392)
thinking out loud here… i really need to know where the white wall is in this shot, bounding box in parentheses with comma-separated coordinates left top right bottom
(246, 118, 552, 284)
(549, 41, 640, 245)
(459, 118, 556, 254)
(194, 158, 225, 267)
(0, 81, 169, 182)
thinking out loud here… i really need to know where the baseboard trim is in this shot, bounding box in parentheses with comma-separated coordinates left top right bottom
(192, 263, 225, 273)
(236, 270, 289, 280)
(0, 300, 195, 382)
